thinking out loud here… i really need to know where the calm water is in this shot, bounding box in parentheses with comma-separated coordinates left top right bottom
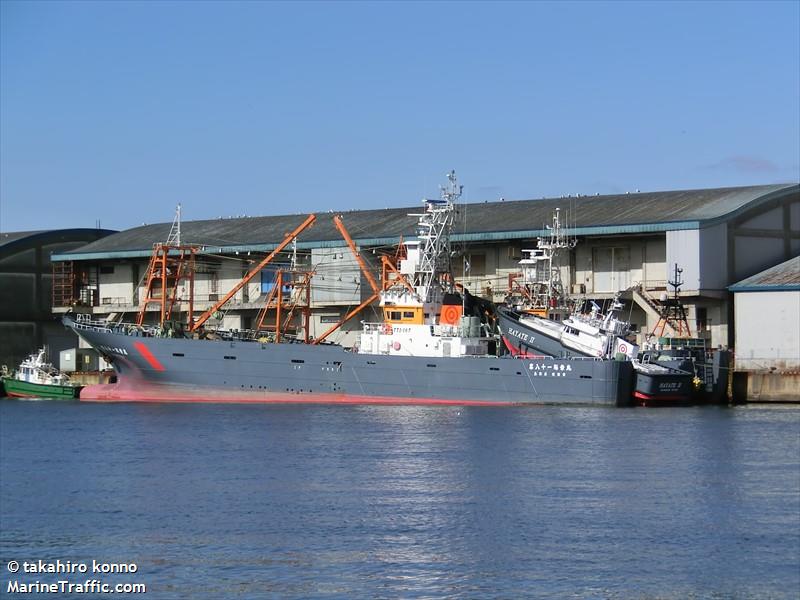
(1, 401, 799, 599)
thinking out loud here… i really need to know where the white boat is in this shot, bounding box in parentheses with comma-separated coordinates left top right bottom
(499, 295, 639, 360)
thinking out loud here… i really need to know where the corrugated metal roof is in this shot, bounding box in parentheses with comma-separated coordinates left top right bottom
(53, 182, 798, 261)
(729, 255, 800, 292)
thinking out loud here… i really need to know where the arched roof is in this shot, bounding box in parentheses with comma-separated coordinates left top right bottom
(1, 229, 117, 261)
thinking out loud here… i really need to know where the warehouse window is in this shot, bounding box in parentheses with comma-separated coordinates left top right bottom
(260, 265, 290, 293)
(466, 253, 486, 276)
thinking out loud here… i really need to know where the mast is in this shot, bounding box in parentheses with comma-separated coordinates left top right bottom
(357, 170, 496, 357)
(540, 207, 574, 308)
(313, 170, 463, 344)
(510, 206, 575, 314)
(391, 170, 460, 305)
(167, 203, 181, 246)
(652, 263, 692, 337)
(137, 204, 198, 328)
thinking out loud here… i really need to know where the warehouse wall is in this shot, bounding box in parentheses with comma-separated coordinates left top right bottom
(666, 230, 701, 292)
(730, 194, 800, 282)
(98, 263, 135, 306)
(698, 224, 728, 291)
(576, 235, 665, 294)
(734, 290, 800, 371)
(311, 247, 364, 306)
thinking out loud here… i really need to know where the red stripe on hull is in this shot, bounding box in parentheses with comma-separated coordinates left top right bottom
(133, 341, 166, 372)
(502, 337, 545, 359)
(78, 383, 517, 406)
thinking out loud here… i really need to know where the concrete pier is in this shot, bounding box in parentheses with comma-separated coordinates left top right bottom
(736, 371, 800, 403)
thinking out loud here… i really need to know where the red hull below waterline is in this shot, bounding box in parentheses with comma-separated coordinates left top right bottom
(78, 383, 516, 406)
(633, 390, 692, 407)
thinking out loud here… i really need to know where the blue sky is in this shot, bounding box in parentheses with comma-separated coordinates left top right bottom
(1, 0, 798, 232)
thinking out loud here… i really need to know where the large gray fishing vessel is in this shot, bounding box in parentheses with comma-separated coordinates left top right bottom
(64, 314, 633, 405)
(64, 171, 636, 406)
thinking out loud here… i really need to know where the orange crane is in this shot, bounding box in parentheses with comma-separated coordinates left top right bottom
(312, 215, 381, 344)
(254, 269, 313, 343)
(190, 214, 316, 332)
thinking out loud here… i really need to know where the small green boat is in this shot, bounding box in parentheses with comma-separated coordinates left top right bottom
(1, 349, 81, 400)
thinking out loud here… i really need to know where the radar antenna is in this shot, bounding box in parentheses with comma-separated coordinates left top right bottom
(166, 203, 181, 246)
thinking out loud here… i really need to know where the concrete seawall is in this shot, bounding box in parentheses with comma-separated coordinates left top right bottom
(734, 371, 800, 402)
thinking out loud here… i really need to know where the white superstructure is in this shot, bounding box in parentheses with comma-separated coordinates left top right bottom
(358, 171, 494, 358)
(514, 296, 640, 360)
(11, 349, 72, 386)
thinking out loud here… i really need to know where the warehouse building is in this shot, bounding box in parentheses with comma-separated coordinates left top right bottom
(0, 228, 115, 371)
(730, 255, 800, 402)
(50, 183, 799, 352)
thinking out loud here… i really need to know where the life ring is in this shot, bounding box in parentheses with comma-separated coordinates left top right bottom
(381, 324, 393, 335)
(441, 305, 461, 325)
(619, 343, 628, 354)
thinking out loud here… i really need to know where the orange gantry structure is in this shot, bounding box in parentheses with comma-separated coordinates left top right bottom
(136, 244, 198, 327)
(254, 269, 313, 343)
(135, 211, 412, 345)
(189, 214, 317, 332)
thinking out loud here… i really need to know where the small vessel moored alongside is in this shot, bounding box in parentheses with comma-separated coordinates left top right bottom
(1, 348, 82, 400)
(497, 301, 691, 404)
(497, 297, 639, 361)
(633, 266, 731, 404)
(630, 358, 693, 405)
(495, 209, 695, 405)
(637, 337, 730, 404)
